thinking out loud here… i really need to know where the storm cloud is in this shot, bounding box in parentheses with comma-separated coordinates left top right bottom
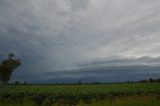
(0, 0, 160, 83)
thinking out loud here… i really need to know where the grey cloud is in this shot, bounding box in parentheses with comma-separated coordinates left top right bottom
(77, 56, 160, 69)
(12, 65, 160, 83)
(0, 0, 160, 82)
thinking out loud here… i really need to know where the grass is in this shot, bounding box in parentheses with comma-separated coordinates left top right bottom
(0, 95, 160, 106)
(1, 83, 160, 94)
(0, 83, 160, 106)
(78, 95, 160, 106)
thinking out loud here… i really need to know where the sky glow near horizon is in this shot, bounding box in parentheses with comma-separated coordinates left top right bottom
(0, 0, 160, 82)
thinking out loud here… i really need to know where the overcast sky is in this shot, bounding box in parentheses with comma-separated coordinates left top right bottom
(0, 0, 160, 83)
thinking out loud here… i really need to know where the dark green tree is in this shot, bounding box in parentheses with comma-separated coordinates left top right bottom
(0, 53, 21, 84)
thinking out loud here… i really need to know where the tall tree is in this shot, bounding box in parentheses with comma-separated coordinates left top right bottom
(0, 53, 21, 84)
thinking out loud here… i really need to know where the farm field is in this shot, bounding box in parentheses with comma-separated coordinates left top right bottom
(0, 83, 160, 106)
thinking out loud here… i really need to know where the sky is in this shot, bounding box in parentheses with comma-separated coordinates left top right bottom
(0, 0, 160, 83)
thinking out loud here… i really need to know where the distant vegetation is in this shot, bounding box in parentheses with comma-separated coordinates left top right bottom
(11, 78, 160, 85)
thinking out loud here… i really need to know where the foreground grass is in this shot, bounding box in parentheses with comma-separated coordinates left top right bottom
(0, 95, 160, 106)
(0, 83, 160, 106)
(79, 95, 160, 106)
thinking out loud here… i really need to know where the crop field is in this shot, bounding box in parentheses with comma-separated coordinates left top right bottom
(0, 83, 160, 106)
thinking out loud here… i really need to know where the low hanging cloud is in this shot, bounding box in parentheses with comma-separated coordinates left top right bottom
(0, 0, 160, 82)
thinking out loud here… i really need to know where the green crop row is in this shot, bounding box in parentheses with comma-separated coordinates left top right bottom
(0, 83, 160, 105)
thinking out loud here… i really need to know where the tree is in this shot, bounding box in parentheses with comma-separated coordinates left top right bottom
(0, 53, 21, 84)
(23, 81, 27, 85)
(14, 81, 20, 85)
(149, 78, 154, 83)
(78, 81, 82, 85)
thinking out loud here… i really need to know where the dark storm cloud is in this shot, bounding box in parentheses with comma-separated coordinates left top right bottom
(0, 0, 160, 82)
(13, 65, 160, 83)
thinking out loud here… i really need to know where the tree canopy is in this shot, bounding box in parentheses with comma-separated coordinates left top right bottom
(0, 53, 21, 84)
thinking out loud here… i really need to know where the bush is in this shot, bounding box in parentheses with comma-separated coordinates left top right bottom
(14, 81, 20, 85)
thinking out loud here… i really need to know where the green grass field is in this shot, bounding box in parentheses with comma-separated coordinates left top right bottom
(0, 83, 160, 106)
